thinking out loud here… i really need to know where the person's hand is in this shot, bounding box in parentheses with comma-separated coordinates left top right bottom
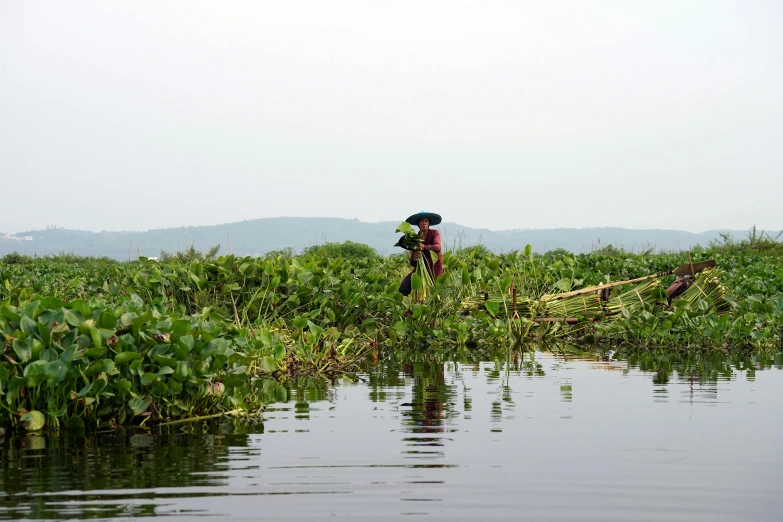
(412, 252, 420, 261)
(417, 243, 425, 251)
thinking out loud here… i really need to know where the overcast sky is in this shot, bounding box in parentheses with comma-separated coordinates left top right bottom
(1, 1, 781, 234)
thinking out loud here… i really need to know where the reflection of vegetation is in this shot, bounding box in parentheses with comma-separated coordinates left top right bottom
(0, 425, 256, 520)
(2, 344, 778, 519)
(613, 348, 782, 385)
(255, 374, 338, 405)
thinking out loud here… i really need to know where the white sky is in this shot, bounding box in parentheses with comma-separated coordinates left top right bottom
(1, 0, 781, 234)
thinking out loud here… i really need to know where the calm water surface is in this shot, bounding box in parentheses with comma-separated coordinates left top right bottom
(1, 350, 782, 521)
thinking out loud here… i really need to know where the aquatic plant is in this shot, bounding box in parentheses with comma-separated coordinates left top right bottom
(2, 237, 782, 431)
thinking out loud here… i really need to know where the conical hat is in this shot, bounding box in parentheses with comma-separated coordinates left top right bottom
(405, 211, 442, 226)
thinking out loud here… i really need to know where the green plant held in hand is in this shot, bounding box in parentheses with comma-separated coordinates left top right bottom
(394, 222, 423, 251)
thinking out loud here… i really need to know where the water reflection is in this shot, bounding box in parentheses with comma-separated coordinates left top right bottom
(399, 361, 454, 460)
(0, 425, 260, 520)
(617, 349, 782, 384)
(1, 347, 781, 520)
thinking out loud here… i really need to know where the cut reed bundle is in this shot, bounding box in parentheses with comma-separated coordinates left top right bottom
(675, 268, 730, 314)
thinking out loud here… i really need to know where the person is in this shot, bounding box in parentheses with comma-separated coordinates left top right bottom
(398, 211, 443, 296)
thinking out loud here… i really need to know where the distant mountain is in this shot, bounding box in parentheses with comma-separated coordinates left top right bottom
(0, 218, 751, 260)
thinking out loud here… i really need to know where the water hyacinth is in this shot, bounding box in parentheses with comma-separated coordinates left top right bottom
(1, 233, 782, 432)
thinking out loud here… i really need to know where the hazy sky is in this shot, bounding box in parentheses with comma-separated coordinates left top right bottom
(1, 1, 781, 234)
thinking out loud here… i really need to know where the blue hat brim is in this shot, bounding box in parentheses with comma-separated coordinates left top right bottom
(406, 212, 442, 226)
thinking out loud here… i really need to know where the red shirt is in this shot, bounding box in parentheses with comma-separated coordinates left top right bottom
(409, 229, 443, 278)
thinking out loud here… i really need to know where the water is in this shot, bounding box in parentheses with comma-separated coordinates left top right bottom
(2, 349, 782, 521)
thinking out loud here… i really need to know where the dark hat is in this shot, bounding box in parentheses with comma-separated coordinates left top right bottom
(406, 211, 442, 226)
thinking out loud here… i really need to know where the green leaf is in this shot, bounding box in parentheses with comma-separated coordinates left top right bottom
(45, 360, 67, 383)
(85, 358, 110, 377)
(140, 372, 157, 386)
(501, 276, 513, 293)
(172, 320, 190, 336)
(114, 378, 132, 395)
(24, 361, 48, 387)
(307, 320, 325, 334)
(20, 411, 45, 431)
(259, 328, 273, 347)
(462, 268, 470, 285)
(410, 273, 423, 291)
(76, 383, 93, 398)
(20, 315, 37, 336)
(119, 312, 138, 327)
(0, 304, 20, 321)
(36, 322, 51, 348)
(178, 335, 194, 351)
(258, 356, 278, 374)
(151, 379, 168, 396)
(51, 322, 70, 335)
(128, 397, 152, 416)
(64, 309, 85, 327)
(222, 282, 241, 293)
(395, 222, 416, 235)
(174, 360, 190, 381)
(153, 353, 177, 367)
(272, 343, 286, 361)
(85, 346, 107, 359)
(131, 313, 153, 328)
(39, 297, 64, 310)
(60, 344, 86, 363)
(64, 416, 85, 431)
(293, 316, 308, 329)
(90, 326, 102, 351)
(114, 351, 142, 365)
(38, 309, 63, 327)
(485, 300, 500, 317)
(12, 339, 32, 363)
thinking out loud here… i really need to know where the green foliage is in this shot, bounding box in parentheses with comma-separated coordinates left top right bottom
(262, 247, 296, 259)
(301, 241, 379, 261)
(159, 244, 221, 263)
(2, 236, 783, 431)
(710, 226, 783, 255)
(0, 294, 267, 432)
(2, 252, 32, 265)
(456, 244, 492, 258)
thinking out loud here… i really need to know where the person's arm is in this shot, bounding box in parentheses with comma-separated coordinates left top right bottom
(422, 230, 442, 253)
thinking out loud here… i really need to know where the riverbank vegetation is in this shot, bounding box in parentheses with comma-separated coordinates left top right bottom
(1, 231, 781, 431)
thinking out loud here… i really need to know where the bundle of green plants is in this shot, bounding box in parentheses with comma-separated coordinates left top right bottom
(601, 279, 663, 319)
(544, 291, 604, 320)
(393, 222, 423, 251)
(675, 268, 731, 314)
(459, 294, 534, 319)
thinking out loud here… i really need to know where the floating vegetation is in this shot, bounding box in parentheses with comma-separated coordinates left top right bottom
(1, 236, 782, 432)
